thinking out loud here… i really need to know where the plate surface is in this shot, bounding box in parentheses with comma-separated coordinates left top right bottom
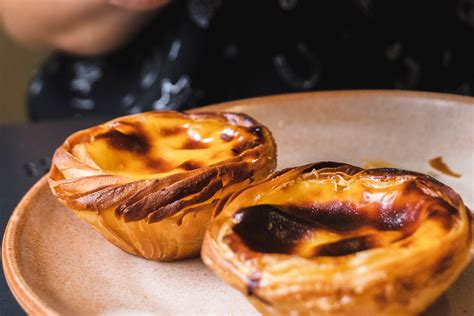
(3, 91, 474, 315)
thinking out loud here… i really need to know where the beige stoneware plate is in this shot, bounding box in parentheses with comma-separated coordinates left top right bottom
(3, 91, 474, 315)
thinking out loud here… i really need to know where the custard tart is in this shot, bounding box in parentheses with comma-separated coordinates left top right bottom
(49, 111, 276, 260)
(202, 162, 472, 315)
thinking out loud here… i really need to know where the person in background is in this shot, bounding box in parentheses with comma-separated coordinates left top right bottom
(1, 0, 473, 120)
(1, 0, 168, 55)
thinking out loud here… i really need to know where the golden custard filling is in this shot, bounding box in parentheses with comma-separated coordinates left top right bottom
(221, 164, 459, 258)
(79, 115, 261, 180)
(230, 174, 457, 258)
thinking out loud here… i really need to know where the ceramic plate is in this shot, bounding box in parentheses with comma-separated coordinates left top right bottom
(3, 91, 474, 315)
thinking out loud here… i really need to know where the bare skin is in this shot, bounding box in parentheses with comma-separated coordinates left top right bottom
(0, 0, 169, 55)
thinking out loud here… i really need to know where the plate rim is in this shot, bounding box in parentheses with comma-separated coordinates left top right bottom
(2, 176, 56, 316)
(2, 90, 473, 315)
(195, 90, 474, 111)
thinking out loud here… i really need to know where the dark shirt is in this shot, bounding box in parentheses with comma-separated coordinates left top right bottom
(28, 0, 474, 120)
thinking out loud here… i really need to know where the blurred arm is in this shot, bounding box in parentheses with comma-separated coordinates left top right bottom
(0, 0, 168, 56)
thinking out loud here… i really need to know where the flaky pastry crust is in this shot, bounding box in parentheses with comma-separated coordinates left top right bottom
(49, 111, 276, 260)
(202, 162, 472, 315)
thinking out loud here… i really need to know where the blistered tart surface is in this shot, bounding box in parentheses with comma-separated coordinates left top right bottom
(202, 162, 472, 315)
(49, 111, 276, 260)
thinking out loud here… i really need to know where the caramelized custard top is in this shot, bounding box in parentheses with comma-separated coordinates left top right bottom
(71, 112, 264, 180)
(228, 166, 460, 258)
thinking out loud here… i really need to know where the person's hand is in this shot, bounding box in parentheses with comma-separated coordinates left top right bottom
(108, 0, 169, 11)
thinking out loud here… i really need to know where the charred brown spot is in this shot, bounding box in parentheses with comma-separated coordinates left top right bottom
(374, 207, 420, 232)
(219, 162, 255, 185)
(160, 126, 184, 136)
(285, 202, 369, 232)
(179, 160, 203, 171)
(231, 140, 259, 155)
(288, 200, 420, 234)
(372, 181, 455, 233)
(147, 178, 223, 223)
(397, 279, 415, 291)
(223, 233, 260, 261)
(314, 235, 380, 257)
(118, 169, 218, 221)
(428, 207, 455, 230)
(233, 205, 390, 257)
(373, 288, 388, 304)
(96, 129, 150, 154)
(248, 126, 264, 140)
(232, 205, 313, 254)
(182, 139, 210, 149)
(145, 157, 174, 173)
(433, 253, 454, 276)
(402, 181, 418, 194)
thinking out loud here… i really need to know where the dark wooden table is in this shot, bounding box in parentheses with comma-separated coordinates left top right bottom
(0, 117, 109, 315)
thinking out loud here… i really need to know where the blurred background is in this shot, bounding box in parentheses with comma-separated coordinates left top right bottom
(0, 30, 45, 124)
(1, 1, 473, 124)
